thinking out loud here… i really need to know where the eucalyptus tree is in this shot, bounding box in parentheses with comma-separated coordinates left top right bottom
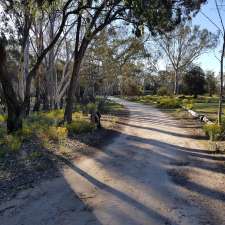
(156, 23, 218, 95)
(199, 0, 225, 125)
(0, 0, 208, 131)
(0, 0, 77, 132)
(63, 0, 207, 123)
(205, 71, 217, 97)
(183, 65, 206, 98)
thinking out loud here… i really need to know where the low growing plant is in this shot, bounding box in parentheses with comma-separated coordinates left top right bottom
(67, 119, 96, 134)
(203, 123, 222, 141)
(0, 114, 7, 123)
(157, 98, 181, 109)
(1, 134, 22, 152)
(47, 126, 68, 142)
(182, 99, 194, 110)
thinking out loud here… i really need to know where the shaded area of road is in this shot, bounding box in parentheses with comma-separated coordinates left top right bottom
(1, 97, 225, 225)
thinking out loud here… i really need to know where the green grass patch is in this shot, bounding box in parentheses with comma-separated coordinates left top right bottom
(0, 109, 97, 153)
(157, 98, 181, 109)
(67, 119, 96, 134)
(125, 95, 182, 109)
(125, 95, 224, 122)
(100, 100, 124, 114)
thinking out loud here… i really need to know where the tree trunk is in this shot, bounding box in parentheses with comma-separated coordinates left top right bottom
(64, 59, 82, 123)
(42, 89, 50, 111)
(33, 75, 41, 112)
(173, 70, 178, 95)
(64, 37, 89, 123)
(60, 98, 64, 109)
(48, 13, 56, 110)
(23, 74, 32, 116)
(22, 37, 30, 100)
(64, 15, 88, 123)
(0, 42, 23, 132)
(7, 106, 23, 133)
(75, 76, 81, 102)
(218, 34, 225, 125)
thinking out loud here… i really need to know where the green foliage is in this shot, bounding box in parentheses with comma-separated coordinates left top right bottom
(47, 126, 68, 142)
(0, 114, 7, 123)
(1, 134, 22, 152)
(157, 98, 181, 109)
(203, 123, 222, 141)
(0, 148, 6, 158)
(0, 109, 97, 153)
(126, 0, 206, 36)
(86, 103, 97, 113)
(183, 66, 206, 97)
(157, 87, 170, 96)
(0, 127, 22, 153)
(67, 120, 96, 134)
(74, 104, 82, 112)
(100, 100, 124, 114)
(182, 99, 194, 110)
(27, 151, 43, 160)
(205, 71, 217, 96)
(0, 126, 7, 139)
(121, 77, 143, 96)
(125, 95, 158, 104)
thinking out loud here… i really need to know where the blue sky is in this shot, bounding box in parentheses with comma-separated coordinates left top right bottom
(192, 0, 225, 74)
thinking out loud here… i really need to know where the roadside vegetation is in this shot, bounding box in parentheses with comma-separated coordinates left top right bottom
(125, 95, 225, 144)
(0, 0, 224, 206)
(0, 98, 124, 201)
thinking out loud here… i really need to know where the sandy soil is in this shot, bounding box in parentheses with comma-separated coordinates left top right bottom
(1, 97, 225, 225)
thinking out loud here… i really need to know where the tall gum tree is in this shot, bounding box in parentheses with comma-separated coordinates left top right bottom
(0, 0, 207, 131)
(63, 0, 208, 123)
(0, 0, 79, 132)
(156, 23, 218, 95)
(200, 0, 225, 125)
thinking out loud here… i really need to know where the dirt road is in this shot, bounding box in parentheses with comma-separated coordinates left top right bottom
(1, 97, 225, 225)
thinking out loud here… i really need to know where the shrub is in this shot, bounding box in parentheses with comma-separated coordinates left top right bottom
(0, 126, 6, 139)
(2, 134, 22, 152)
(0, 114, 7, 123)
(28, 151, 43, 160)
(18, 121, 33, 138)
(182, 99, 194, 110)
(74, 104, 82, 112)
(86, 103, 97, 113)
(0, 148, 6, 158)
(47, 126, 68, 141)
(67, 119, 95, 134)
(72, 112, 84, 120)
(203, 123, 222, 141)
(157, 98, 181, 109)
(157, 87, 170, 96)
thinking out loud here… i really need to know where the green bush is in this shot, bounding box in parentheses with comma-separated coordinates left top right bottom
(47, 126, 68, 141)
(0, 126, 7, 139)
(27, 151, 43, 160)
(1, 134, 22, 152)
(0, 148, 6, 158)
(67, 119, 96, 134)
(0, 109, 97, 153)
(74, 104, 82, 112)
(86, 103, 97, 113)
(157, 87, 170, 96)
(81, 103, 97, 114)
(157, 98, 181, 109)
(182, 99, 194, 110)
(203, 123, 222, 141)
(0, 114, 7, 123)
